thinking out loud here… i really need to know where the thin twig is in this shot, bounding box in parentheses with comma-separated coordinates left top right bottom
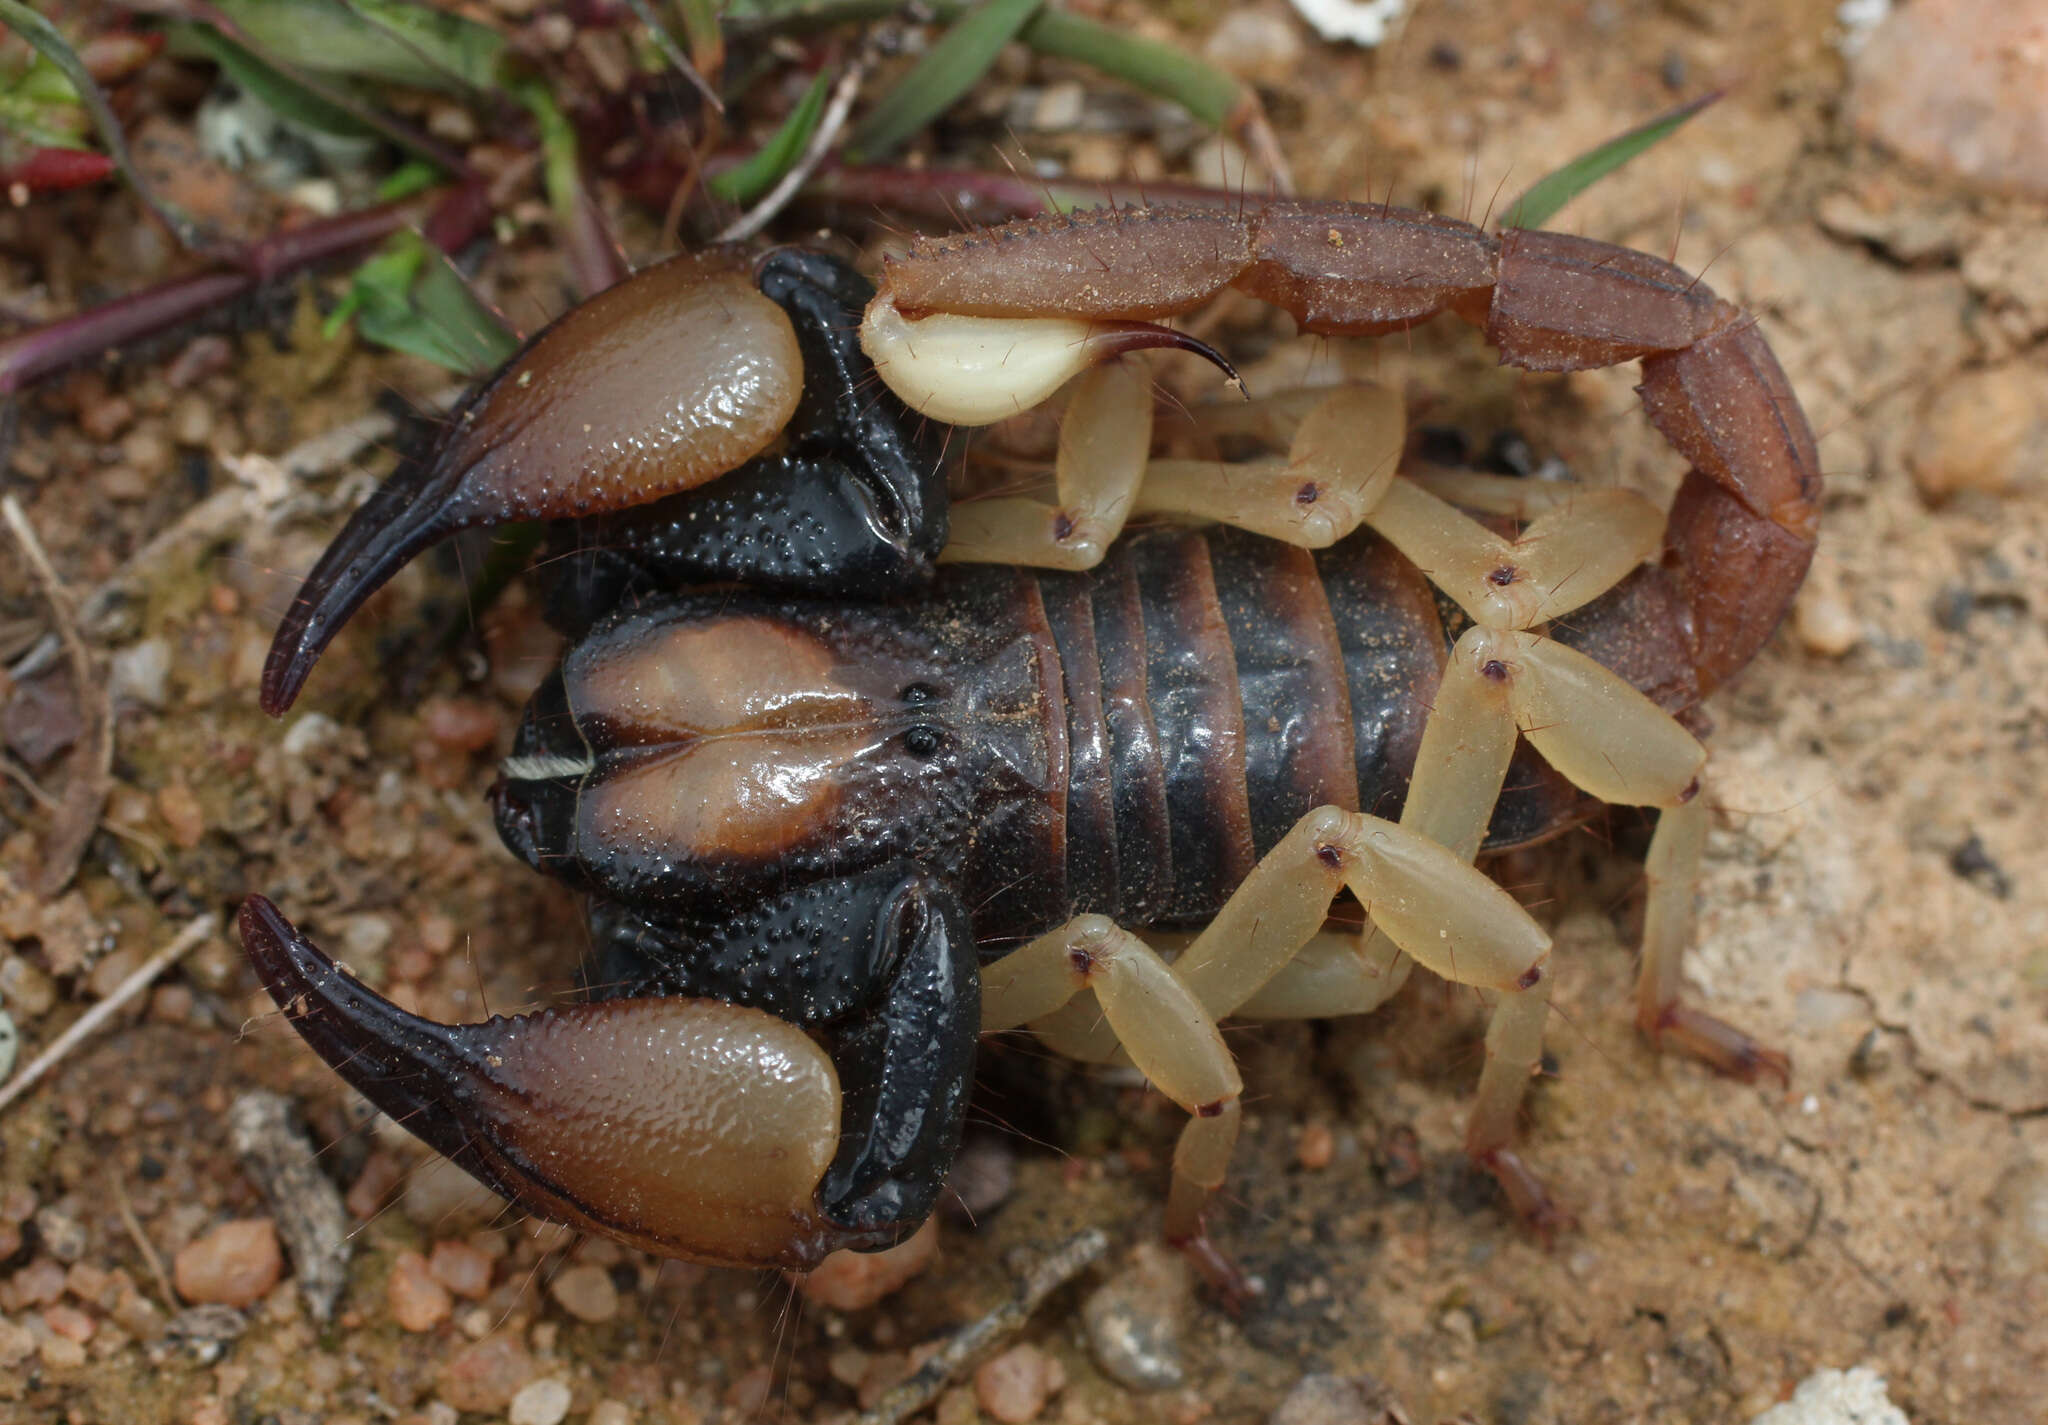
(715, 58, 869, 244)
(855, 1227, 1109, 1425)
(2, 495, 113, 898)
(110, 1174, 178, 1314)
(0, 186, 485, 395)
(0, 913, 218, 1115)
(620, 0, 723, 114)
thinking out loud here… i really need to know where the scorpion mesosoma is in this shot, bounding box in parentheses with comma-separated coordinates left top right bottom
(238, 200, 1819, 1282)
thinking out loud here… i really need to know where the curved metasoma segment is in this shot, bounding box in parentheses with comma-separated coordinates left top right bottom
(260, 251, 804, 717)
(237, 897, 859, 1270)
(869, 200, 1823, 702)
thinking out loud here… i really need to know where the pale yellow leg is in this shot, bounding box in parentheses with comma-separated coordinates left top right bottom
(981, 916, 1244, 1244)
(1631, 789, 1789, 1081)
(1132, 385, 1404, 548)
(943, 384, 1408, 568)
(1637, 790, 1707, 1033)
(939, 361, 1154, 569)
(1365, 478, 1665, 630)
(1233, 930, 1413, 1020)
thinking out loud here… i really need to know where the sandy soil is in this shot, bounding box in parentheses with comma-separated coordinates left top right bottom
(0, 1, 2043, 1423)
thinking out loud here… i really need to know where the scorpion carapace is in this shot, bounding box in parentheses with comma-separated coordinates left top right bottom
(241, 201, 1820, 1279)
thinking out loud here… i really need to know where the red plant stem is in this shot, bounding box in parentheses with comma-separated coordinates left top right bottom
(0, 184, 489, 395)
(0, 149, 119, 193)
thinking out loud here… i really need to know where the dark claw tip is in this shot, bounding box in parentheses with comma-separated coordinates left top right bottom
(258, 453, 471, 716)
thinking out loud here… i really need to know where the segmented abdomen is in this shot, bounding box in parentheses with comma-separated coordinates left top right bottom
(1014, 525, 1700, 931)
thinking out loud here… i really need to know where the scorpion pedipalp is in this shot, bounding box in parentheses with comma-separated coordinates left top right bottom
(260, 251, 803, 716)
(238, 896, 857, 1269)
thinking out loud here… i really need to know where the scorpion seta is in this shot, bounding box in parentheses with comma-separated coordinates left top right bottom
(239, 200, 1820, 1282)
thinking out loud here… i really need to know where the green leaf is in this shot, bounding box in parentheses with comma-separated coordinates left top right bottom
(168, 23, 378, 139)
(329, 230, 518, 374)
(708, 71, 830, 205)
(846, 0, 1046, 162)
(376, 158, 441, 201)
(205, 0, 507, 94)
(1499, 91, 1721, 231)
(729, 0, 1248, 133)
(999, 6, 1241, 132)
(0, 0, 206, 247)
(507, 77, 580, 220)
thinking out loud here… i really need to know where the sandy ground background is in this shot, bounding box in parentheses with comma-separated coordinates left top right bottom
(0, 0, 2043, 1422)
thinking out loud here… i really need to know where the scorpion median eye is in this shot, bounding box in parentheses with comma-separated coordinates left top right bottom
(901, 683, 939, 706)
(902, 725, 943, 758)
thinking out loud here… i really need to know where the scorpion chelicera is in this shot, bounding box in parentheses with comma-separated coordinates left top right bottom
(237, 201, 1819, 1284)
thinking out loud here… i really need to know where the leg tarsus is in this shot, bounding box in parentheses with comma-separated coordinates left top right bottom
(1167, 1226, 1262, 1316)
(1641, 1002, 1792, 1087)
(1472, 1147, 1576, 1240)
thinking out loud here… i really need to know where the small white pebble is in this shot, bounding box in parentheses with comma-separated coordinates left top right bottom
(1749, 1366, 1907, 1425)
(1794, 585, 1860, 658)
(1802, 1094, 1820, 1115)
(281, 711, 342, 759)
(110, 638, 173, 709)
(1289, 0, 1406, 47)
(507, 1378, 572, 1425)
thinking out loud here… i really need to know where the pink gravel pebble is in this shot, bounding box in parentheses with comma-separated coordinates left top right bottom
(427, 1239, 495, 1300)
(438, 1336, 538, 1413)
(975, 1344, 1065, 1423)
(387, 1250, 453, 1332)
(42, 1302, 96, 1343)
(172, 1219, 282, 1308)
(797, 1218, 939, 1310)
(548, 1263, 620, 1323)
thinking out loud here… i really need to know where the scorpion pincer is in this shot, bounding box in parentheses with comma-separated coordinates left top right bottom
(239, 202, 1820, 1283)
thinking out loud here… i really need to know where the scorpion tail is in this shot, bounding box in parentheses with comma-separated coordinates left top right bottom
(237, 896, 857, 1270)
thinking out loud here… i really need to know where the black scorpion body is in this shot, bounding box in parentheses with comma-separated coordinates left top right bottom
(506, 523, 1700, 959)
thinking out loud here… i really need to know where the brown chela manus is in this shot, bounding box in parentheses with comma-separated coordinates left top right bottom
(239, 200, 1820, 1289)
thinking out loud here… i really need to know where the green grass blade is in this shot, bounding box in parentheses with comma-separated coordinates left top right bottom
(1499, 91, 1721, 231)
(708, 70, 830, 204)
(168, 24, 378, 139)
(329, 229, 517, 374)
(0, 0, 206, 247)
(845, 0, 1045, 162)
(728, 0, 1248, 132)
(206, 0, 505, 93)
(1005, 7, 1242, 131)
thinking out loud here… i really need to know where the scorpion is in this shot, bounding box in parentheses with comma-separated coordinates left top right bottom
(236, 199, 1819, 1286)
